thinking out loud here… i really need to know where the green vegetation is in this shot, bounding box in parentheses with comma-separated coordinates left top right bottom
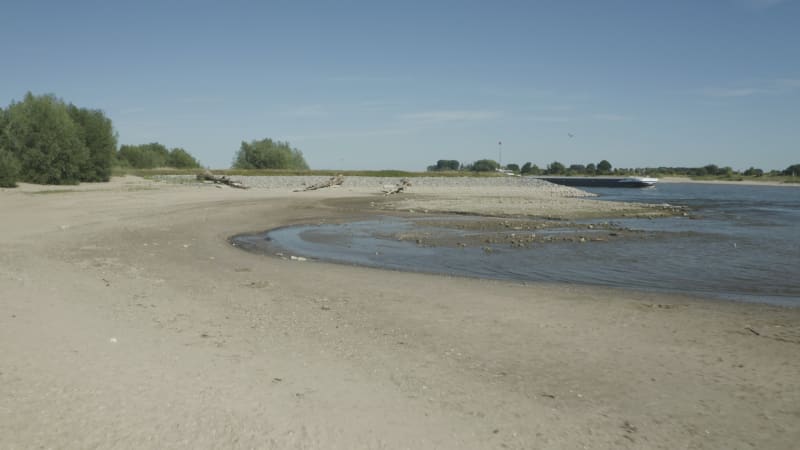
(427, 160, 461, 171)
(520, 162, 542, 175)
(0, 148, 21, 187)
(116, 143, 201, 169)
(425, 157, 800, 184)
(117, 143, 169, 169)
(466, 159, 500, 172)
(546, 161, 566, 175)
(783, 164, 800, 177)
(166, 148, 201, 168)
(67, 104, 117, 181)
(597, 159, 612, 174)
(0, 92, 205, 186)
(2, 93, 91, 184)
(233, 138, 309, 170)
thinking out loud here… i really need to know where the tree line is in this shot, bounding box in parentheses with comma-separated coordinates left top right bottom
(0, 92, 311, 188)
(428, 159, 614, 175)
(0, 93, 204, 187)
(427, 158, 800, 178)
(1, 93, 118, 186)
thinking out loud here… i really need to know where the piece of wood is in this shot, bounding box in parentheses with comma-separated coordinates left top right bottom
(295, 175, 344, 192)
(383, 178, 411, 195)
(197, 171, 249, 189)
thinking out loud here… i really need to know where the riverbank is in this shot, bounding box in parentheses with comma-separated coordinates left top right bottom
(659, 176, 800, 187)
(2, 176, 798, 449)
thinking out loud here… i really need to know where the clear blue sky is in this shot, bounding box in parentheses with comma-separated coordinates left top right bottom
(1, 0, 798, 171)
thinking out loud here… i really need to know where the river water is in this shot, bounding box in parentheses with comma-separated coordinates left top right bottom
(232, 183, 800, 307)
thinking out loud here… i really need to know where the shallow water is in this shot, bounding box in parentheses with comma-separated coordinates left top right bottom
(233, 183, 800, 307)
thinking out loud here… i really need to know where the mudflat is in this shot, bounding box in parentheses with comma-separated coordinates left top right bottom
(2, 176, 798, 449)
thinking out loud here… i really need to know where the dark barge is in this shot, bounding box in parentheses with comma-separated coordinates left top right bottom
(535, 176, 658, 188)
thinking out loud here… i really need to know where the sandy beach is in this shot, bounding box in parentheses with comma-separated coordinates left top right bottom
(2, 176, 798, 449)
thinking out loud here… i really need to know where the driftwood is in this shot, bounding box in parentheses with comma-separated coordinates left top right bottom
(295, 175, 344, 192)
(745, 326, 760, 336)
(197, 171, 249, 189)
(382, 178, 411, 195)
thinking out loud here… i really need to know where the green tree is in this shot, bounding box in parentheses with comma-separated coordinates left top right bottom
(0, 106, 7, 151)
(233, 138, 309, 170)
(167, 148, 201, 168)
(523, 163, 542, 175)
(568, 164, 586, 174)
(0, 148, 21, 187)
(743, 167, 763, 176)
(597, 159, 612, 174)
(3, 93, 88, 184)
(585, 163, 596, 174)
(118, 143, 169, 169)
(783, 164, 800, 176)
(68, 105, 117, 181)
(470, 159, 500, 172)
(546, 161, 566, 174)
(505, 163, 520, 173)
(431, 159, 460, 171)
(690, 166, 708, 176)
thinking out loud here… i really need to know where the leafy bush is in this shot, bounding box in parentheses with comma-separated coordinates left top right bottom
(3, 93, 89, 184)
(233, 138, 309, 170)
(521, 162, 542, 175)
(68, 105, 117, 181)
(743, 167, 763, 177)
(428, 159, 461, 171)
(546, 161, 565, 174)
(568, 164, 585, 174)
(117, 143, 170, 169)
(469, 159, 500, 172)
(0, 148, 21, 187)
(167, 148, 201, 168)
(783, 164, 800, 176)
(597, 159, 613, 174)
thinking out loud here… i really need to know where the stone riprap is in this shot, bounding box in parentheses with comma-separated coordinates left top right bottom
(152, 175, 595, 198)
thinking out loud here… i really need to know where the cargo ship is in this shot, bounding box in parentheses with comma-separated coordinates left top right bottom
(535, 176, 658, 188)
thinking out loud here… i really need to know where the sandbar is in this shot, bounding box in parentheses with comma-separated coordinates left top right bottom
(1, 176, 798, 449)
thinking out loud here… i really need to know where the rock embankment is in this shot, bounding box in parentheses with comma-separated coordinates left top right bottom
(152, 174, 683, 219)
(152, 174, 594, 197)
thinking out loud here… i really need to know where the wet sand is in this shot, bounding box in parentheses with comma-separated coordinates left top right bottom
(2, 176, 799, 449)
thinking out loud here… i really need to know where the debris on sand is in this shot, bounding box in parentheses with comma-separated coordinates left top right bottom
(197, 170, 249, 189)
(295, 174, 344, 192)
(382, 178, 412, 195)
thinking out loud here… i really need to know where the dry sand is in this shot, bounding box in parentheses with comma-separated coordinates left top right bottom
(1, 176, 798, 449)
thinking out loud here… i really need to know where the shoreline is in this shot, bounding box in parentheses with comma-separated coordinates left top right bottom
(2, 176, 799, 449)
(658, 176, 800, 187)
